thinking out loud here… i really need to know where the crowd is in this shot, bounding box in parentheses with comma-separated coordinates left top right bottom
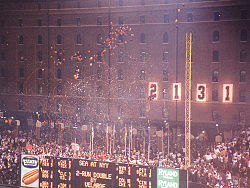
(0, 123, 249, 187)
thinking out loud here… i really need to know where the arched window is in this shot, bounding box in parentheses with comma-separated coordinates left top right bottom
(57, 68, 62, 79)
(163, 32, 168, 43)
(38, 35, 42, 44)
(213, 31, 219, 42)
(240, 29, 247, 41)
(57, 35, 62, 44)
(76, 34, 81, 44)
(140, 33, 145, 43)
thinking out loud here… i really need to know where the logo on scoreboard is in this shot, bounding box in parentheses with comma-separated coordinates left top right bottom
(157, 168, 179, 188)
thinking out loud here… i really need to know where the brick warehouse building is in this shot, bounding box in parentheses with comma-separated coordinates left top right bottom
(0, 0, 249, 145)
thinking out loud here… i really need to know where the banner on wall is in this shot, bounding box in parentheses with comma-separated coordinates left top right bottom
(21, 154, 39, 187)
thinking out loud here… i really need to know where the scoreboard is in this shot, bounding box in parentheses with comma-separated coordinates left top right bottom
(38, 156, 187, 188)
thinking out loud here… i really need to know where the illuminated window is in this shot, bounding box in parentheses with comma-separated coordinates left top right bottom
(239, 111, 246, 123)
(37, 51, 42, 61)
(38, 85, 43, 95)
(97, 86, 102, 97)
(140, 33, 146, 43)
(212, 70, 219, 82)
(37, 35, 42, 44)
(214, 12, 221, 21)
(19, 68, 24, 78)
(118, 51, 124, 62)
(162, 108, 168, 119)
(213, 31, 219, 42)
(163, 88, 168, 99)
(57, 85, 62, 95)
(119, 0, 123, 6)
(240, 29, 247, 41)
(140, 51, 146, 62)
(212, 88, 218, 101)
(18, 18, 23, 27)
(57, 18, 62, 26)
(119, 16, 123, 25)
(19, 83, 24, 94)
(164, 14, 169, 23)
(139, 103, 145, 117)
(0, 35, 5, 45)
(139, 87, 145, 98)
(240, 50, 247, 62)
(57, 68, 62, 79)
(37, 69, 43, 78)
(19, 35, 24, 44)
(97, 51, 102, 62)
(97, 68, 102, 80)
(97, 34, 102, 44)
(241, 10, 247, 19)
(163, 70, 168, 81)
(97, 17, 102, 25)
(212, 111, 218, 121)
(57, 35, 62, 44)
(76, 34, 81, 44)
(163, 32, 168, 43)
(118, 69, 124, 80)
(212, 50, 219, 62)
(140, 16, 145, 24)
(239, 89, 246, 102)
(163, 51, 168, 62)
(240, 71, 246, 82)
(76, 18, 80, 26)
(139, 70, 145, 80)
(37, 19, 42, 26)
(187, 13, 193, 22)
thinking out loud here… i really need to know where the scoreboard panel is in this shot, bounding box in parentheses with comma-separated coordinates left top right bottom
(39, 156, 186, 188)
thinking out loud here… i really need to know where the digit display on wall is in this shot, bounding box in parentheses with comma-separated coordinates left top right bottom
(196, 84, 206, 102)
(223, 84, 233, 103)
(173, 83, 181, 101)
(149, 82, 158, 100)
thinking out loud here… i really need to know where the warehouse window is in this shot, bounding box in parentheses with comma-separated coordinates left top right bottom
(19, 68, 24, 78)
(118, 69, 124, 80)
(163, 32, 168, 43)
(57, 18, 62, 26)
(163, 88, 168, 99)
(212, 88, 218, 101)
(119, 16, 123, 25)
(97, 17, 102, 25)
(139, 70, 145, 80)
(37, 69, 43, 78)
(240, 29, 247, 41)
(187, 13, 193, 22)
(140, 16, 145, 24)
(140, 33, 145, 43)
(163, 70, 168, 81)
(76, 34, 81, 44)
(239, 89, 246, 102)
(76, 18, 80, 26)
(212, 50, 219, 62)
(57, 35, 62, 44)
(240, 71, 246, 82)
(19, 35, 24, 44)
(140, 51, 146, 62)
(213, 31, 219, 42)
(212, 70, 219, 82)
(139, 87, 145, 98)
(240, 50, 247, 62)
(241, 10, 247, 19)
(214, 12, 221, 21)
(57, 68, 62, 79)
(164, 14, 169, 23)
(163, 51, 168, 62)
(118, 51, 124, 62)
(38, 35, 43, 44)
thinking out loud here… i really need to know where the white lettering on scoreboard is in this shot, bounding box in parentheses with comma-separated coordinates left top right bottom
(148, 82, 158, 100)
(173, 83, 181, 101)
(196, 84, 206, 102)
(223, 84, 233, 103)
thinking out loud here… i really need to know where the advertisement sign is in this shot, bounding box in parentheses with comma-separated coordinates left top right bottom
(157, 168, 179, 188)
(21, 154, 39, 187)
